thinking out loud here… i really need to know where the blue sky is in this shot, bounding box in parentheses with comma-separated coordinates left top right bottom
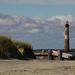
(0, 3, 75, 17)
(0, 0, 75, 49)
(0, 0, 75, 17)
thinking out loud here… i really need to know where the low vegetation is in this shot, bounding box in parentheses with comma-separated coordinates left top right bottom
(0, 36, 36, 59)
(13, 40, 36, 59)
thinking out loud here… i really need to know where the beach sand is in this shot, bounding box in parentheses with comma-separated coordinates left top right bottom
(0, 60, 75, 75)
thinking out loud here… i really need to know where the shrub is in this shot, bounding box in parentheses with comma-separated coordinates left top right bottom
(23, 44, 36, 59)
(0, 36, 23, 59)
(0, 36, 36, 60)
(13, 40, 36, 59)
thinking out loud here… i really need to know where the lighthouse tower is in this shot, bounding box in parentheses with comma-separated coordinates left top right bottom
(64, 21, 70, 52)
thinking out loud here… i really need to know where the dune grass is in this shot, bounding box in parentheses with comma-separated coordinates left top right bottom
(0, 35, 36, 59)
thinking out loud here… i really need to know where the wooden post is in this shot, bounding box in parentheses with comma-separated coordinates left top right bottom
(48, 50, 53, 60)
(42, 50, 44, 54)
(58, 50, 62, 60)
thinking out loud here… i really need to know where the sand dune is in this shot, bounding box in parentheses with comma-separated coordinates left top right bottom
(0, 60, 75, 75)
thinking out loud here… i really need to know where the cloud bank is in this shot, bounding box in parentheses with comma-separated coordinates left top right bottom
(0, 0, 75, 4)
(0, 13, 75, 49)
(0, 13, 75, 34)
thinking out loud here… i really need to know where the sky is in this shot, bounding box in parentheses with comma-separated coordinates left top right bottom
(0, 0, 75, 17)
(0, 0, 75, 49)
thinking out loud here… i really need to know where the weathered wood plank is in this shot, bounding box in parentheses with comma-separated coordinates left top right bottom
(34, 50, 75, 59)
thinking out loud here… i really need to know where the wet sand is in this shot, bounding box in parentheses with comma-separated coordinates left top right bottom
(0, 60, 75, 75)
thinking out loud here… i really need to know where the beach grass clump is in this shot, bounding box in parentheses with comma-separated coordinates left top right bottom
(0, 35, 36, 59)
(0, 36, 23, 59)
(13, 40, 36, 59)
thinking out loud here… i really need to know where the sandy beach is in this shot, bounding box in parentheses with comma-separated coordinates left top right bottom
(0, 60, 75, 75)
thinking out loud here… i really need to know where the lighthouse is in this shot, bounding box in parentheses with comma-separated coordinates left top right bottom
(64, 21, 70, 52)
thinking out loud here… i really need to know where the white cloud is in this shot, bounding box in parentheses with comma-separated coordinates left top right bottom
(47, 15, 75, 26)
(23, 23, 38, 28)
(0, 19, 16, 26)
(0, 14, 21, 26)
(0, 14, 75, 34)
(27, 29, 39, 33)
